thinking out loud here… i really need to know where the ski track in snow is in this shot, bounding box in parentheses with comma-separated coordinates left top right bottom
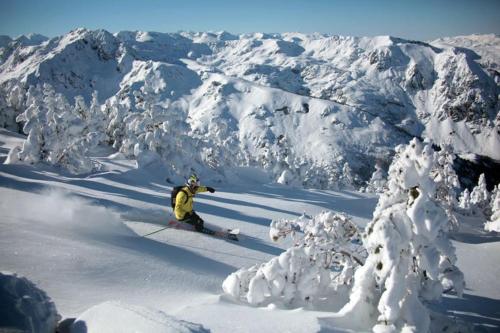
(1, 129, 499, 332)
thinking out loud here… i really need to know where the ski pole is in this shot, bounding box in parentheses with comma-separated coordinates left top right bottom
(141, 226, 169, 237)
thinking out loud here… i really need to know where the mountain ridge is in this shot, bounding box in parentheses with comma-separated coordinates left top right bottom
(0, 28, 498, 187)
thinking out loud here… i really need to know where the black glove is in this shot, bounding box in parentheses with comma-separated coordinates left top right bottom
(207, 187, 215, 193)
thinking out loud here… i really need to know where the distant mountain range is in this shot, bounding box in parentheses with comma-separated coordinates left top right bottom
(0, 29, 498, 188)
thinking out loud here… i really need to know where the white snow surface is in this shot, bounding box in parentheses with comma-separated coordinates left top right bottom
(1, 129, 500, 332)
(72, 301, 209, 333)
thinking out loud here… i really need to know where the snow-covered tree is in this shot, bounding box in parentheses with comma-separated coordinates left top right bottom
(0, 80, 26, 132)
(0, 88, 17, 130)
(14, 84, 50, 164)
(10, 84, 97, 174)
(365, 162, 388, 193)
(339, 162, 356, 189)
(87, 91, 107, 146)
(458, 188, 471, 211)
(485, 185, 500, 232)
(223, 211, 364, 307)
(339, 138, 464, 333)
(105, 98, 128, 149)
(470, 173, 491, 218)
(297, 159, 343, 190)
(115, 71, 201, 179)
(72, 95, 88, 121)
(433, 145, 461, 230)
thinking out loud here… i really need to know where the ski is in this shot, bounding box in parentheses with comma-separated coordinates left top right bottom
(167, 220, 239, 241)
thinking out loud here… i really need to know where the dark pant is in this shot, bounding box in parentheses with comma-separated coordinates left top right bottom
(180, 211, 204, 232)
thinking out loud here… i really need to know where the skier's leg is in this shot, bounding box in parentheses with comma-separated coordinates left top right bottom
(190, 212, 205, 232)
(189, 212, 215, 235)
(181, 212, 205, 232)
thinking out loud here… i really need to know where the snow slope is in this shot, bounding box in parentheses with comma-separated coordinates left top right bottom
(1, 30, 498, 188)
(1, 129, 499, 332)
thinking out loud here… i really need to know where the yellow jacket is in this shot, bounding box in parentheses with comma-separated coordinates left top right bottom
(174, 186, 208, 220)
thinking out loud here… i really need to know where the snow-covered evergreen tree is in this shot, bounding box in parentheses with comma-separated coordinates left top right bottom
(339, 138, 464, 333)
(470, 173, 491, 218)
(365, 162, 388, 193)
(223, 211, 364, 306)
(54, 95, 95, 174)
(433, 145, 460, 230)
(0, 80, 26, 132)
(105, 98, 128, 149)
(15, 84, 48, 164)
(72, 95, 88, 121)
(115, 70, 201, 179)
(87, 91, 107, 146)
(339, 162, 356, 189)
(9, 84, 97, 174)
(458, 188, 471, 211)
(0, 88, 16, 130)
(485, 185, 500, 232)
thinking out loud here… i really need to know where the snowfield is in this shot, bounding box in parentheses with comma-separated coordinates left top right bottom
(1, 128, 499, 332)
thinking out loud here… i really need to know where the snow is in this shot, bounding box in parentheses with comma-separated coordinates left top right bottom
(431, 34, 500, 73)
(1, 129, 499, 332)
(0, 29, 499, 332)
(72, 301, 209, 333)
(1, 30, 498, 188)
(423, 117, 500, 162)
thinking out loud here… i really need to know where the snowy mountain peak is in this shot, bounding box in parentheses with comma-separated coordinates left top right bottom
(13, 33, 49, 46)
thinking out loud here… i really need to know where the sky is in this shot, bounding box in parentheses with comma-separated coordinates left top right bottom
(0, 0, 499, 41)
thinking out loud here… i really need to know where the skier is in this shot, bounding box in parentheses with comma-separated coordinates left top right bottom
(174, 174, 216, 233)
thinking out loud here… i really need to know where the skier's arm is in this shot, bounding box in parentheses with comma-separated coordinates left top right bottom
(196, 186, 215, 194)
(196, 186, 208, 193)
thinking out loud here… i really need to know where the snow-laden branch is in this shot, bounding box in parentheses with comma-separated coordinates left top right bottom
(223, 211, 365, 307)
